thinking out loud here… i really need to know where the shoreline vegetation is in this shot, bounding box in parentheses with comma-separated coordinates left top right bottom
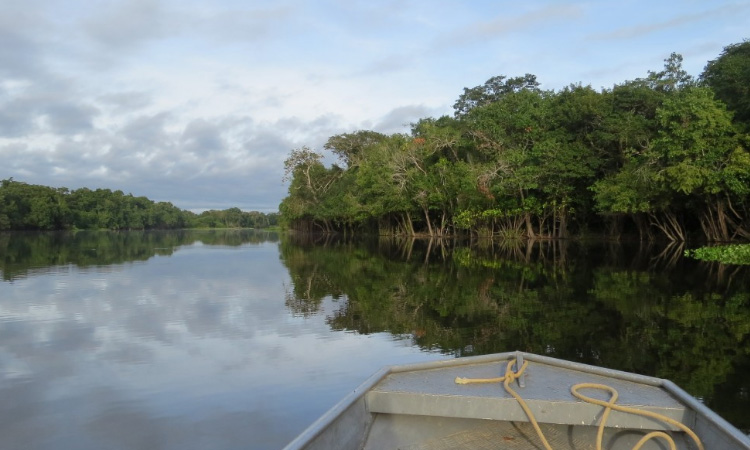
(280, 41, 750, 244)
(0, 178, 278, 231)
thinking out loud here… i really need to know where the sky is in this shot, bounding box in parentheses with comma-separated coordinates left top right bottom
(1, 1, 748, 213)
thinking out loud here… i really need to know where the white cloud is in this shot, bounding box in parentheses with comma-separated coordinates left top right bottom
(0, 0, 748, 211)
(82, 0, 170, 49)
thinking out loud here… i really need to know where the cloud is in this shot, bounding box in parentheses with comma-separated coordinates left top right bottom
(80, 0, 299, 54)
(372, 105, 437, 134)
(589, 3, 750, 40)
(0, 107, 347, 211)
(97, 91, 153, 114)
(441, 4, 583, 47)
(0, 3, 50, 79)
(196, 5, 296, 42)
(181, 118, 225, 157)
(0, 98, 38, 137)
(1, 0, 748, 213)
(119, 112, 172, 146)
(43, 101, 100, 135)
(355, 53, 418, 76)
(81, 0, 170, 50)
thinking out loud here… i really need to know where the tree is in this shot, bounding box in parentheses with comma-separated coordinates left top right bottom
(544, 85, 606, 237)
(701, 40, 750, 129)
(282, 147, 343, 232)
(591, 159, 663, 241)
(357, 134, 420, 235)
(646, 52, 695, 93)
(650, 87, 750, 241)
(277, 43, 750, 241)
(0, 179, 69, 230)
(453, 74, 541, 117)
(323, 130, 388, 168)
(591, 55, 695, 240)
(464, 88, 552, 238)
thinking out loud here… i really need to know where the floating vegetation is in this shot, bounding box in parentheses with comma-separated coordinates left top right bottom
(684, 244, 750, 265)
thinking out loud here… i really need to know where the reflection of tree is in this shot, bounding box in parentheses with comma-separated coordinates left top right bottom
(0, 230, 278, 281)
(588, 269, 750, 388)
(279, 236, 750, 431)
(704, 355, 750, 433)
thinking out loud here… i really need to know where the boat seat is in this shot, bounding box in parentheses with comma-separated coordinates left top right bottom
(365, 360, 693, 431)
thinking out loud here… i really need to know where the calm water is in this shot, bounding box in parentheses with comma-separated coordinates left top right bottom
(0, 230, 748, 449)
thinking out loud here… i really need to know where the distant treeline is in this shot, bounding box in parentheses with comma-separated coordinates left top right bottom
(280, 41, 750, 242)
(0, 178, 279, 231)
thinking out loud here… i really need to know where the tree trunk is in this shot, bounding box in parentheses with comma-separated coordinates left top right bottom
(649, 211, 685, 242)
(524, 213, 535, 239)
(422, 206, 434, 236)
(558, 205, 568, 239)
(405, 211, 415, 236)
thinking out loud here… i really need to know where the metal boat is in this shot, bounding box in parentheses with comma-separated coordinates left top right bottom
(284, 351, 750, 449)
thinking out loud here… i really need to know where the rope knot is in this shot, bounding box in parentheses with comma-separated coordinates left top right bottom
(454, 359, 527, 385)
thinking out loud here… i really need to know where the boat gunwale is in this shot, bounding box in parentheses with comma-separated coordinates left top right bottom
(283, 351, 750, 449)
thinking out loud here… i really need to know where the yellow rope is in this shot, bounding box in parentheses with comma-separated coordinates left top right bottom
(570, 383, 704, 450)
(454, 358, 528, 385)
(633, 432, 677, 450)
(456, 360, 553, 450)
(454, 359, 705, 450)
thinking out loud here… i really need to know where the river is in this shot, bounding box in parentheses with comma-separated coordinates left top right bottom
(0, 230, 748, 449)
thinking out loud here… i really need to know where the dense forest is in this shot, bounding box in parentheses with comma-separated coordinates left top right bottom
(0, 178, 278, 231)
(280, 41, 750, 242)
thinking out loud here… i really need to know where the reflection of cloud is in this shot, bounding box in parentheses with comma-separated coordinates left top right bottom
(0, 379, 52, 450)
(48, 323, 98, 352)
(86, 396, 169, 449)
(0, 235, 446, 449)
(99, 342, 155, 366)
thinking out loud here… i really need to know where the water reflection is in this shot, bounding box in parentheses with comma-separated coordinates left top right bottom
(0, 230, 442, 450)
(0, 231, 748, 450)
(279, 234, 750, 433)
(0, 229, 280, 281)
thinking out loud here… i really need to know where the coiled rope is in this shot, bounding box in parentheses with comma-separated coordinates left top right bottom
(455, 360, 704, 450)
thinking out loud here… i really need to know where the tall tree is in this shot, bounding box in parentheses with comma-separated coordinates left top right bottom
(323, 130, 388, 168)
(651, 87, 750, 241)
(281, 146, 343, 232)
(646, 52, 695, 93)
(453, 74, 541, 117)
(701, 40, 750, 129)
(464, 89, 548, 237)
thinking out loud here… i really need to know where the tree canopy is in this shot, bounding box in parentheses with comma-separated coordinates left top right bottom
(0, 178, 278, 231)
(280, 42, 750, 242)
(701, 40, 750, 129)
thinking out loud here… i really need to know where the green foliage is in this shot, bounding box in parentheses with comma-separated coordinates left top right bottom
(0, 179, 277, 231)
(279, 41, 750, 242)
(453, 74, 541, 117)
(701, 40, 750, 128)
(652, 88, 741, 194)
(324, 130, 388, 168)
(191, 208, 279, 229)
(591, 161, 656, 214)
(685, 244, 750, 265)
